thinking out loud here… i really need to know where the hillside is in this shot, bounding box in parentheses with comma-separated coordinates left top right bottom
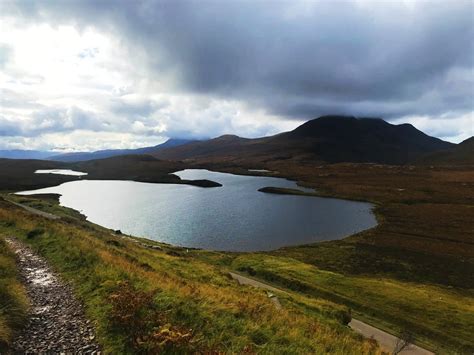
(153, 116, 453, 165)
(0, 196, 382, 354)
(0, 155, 222, 191)
(0, 159, 70, 191)
(48, 138, 195, 162)
(417, 136, 474, 165)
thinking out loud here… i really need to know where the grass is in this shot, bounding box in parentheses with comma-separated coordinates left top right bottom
(230, 254, 474, 353)
(205, 162, 474, 353)
(1, 161, 472, 353)
(0, 198, 381, 354)
(0, 233, 28, 352)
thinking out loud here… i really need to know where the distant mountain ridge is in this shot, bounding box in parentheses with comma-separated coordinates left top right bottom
(0, 139, 195, 162)
(48, 138, 195, 162)
(153, 116, 454, 165)
(0, 117, 459, 165)
(417, 136, 474, 165)
(0, 150, 55, 160)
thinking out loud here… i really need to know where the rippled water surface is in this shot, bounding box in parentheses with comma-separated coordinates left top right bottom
(19, 169, 376, 251)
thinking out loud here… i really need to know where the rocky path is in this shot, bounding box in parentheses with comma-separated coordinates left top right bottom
(5, 237, 100, 354)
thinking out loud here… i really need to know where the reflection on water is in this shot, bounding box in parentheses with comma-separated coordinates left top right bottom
(19, 169, 376, 252)
(35, 169, 88, 176)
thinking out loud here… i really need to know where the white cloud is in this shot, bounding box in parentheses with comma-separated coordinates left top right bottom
(393, 112, 474, 143)
(0, 1, 472, 150)
(0, 19, 296, 150)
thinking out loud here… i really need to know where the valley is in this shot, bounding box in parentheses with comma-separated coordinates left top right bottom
(0, 116, 472, 353)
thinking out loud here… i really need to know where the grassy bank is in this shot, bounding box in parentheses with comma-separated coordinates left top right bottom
(260, 163, 474, 352)
(0, 235, 28, 351)
(200, 162, 474, 353)
(0, 197, 381, 354)
(231, 254, 474, 353)
(1, 161, 473, 353)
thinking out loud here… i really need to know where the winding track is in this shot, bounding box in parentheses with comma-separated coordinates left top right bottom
(5, 199, 60, 220)
(229, 272, 434, 355)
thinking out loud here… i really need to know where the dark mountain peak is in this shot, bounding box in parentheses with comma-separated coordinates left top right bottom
(213, 134, 242, 141)
(312, 115, 357, 121)
(156, 138, 195, 149)
(153, 113, 455, 165)
(417, 135, 473, 166)
(291, 115, 388, 138)
(460, 136, 474, 147)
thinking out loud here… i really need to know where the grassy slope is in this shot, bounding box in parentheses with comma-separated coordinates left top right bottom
(231, 255, 473, 352)
(0, 234, 28, 351)
(261, 163, 474, 352)
(198, 163, 474, 353)
(1, 161, 472, 353)
(0, 197, 380, 354)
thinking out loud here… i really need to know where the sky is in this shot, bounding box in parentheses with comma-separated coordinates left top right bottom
(0, 0, 473, 151)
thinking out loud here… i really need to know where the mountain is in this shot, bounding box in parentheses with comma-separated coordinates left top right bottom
(48, 139, 195, 162)
(417, 136, 474, 166)
(153, 116, 454, 165)
(0, 150, 55, 160)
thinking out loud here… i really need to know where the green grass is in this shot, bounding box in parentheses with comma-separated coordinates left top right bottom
(7, 193, 87, 220)
(0, 199, 381, 354)
(230, 254, 474, 353)
(2, 162, 473, 353)
(0, 235, 28, 352)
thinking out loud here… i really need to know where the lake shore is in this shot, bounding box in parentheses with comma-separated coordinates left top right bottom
(0, 159, 472, 352)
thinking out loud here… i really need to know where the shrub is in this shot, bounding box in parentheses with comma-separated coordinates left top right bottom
(108, 281, 193, 352)
(237, 266, 256, 276)
(27, 228, 44, 239)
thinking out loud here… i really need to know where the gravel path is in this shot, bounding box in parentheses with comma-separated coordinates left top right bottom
(5, 237, 100, 354)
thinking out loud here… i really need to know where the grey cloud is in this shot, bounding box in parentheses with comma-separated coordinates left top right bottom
(0, 116, 22, 136)
(0, 107, 108, 137)
(1, 0, 473, 141)
(0, 44, 12, 69)
(110, 97, 169, 118)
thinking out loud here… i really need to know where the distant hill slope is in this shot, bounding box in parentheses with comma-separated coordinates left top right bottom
(0, 150, 55, 160)
(48, 139, 195, 162)
(417, 136, 474, 166)
(153, 116, 454, 165)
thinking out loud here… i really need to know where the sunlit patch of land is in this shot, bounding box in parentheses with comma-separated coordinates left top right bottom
(0, 156, 472, 353)
(0, 196, 381, 353)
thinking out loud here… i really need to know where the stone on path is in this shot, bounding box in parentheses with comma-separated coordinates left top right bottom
(5, 237, 100, 354)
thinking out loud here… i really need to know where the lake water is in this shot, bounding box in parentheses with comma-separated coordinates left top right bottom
(35, 169, 88, 176)
(18, 169, 376, 251)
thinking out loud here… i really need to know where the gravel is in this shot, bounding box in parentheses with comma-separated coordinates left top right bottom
(5, 237, 101, 354)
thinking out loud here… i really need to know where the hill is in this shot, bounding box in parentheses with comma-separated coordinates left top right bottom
(48, 138, 195, 162)
(0, 155, 220, 191)
(417, 136, 474, 165)
(153, 116, 453, 165)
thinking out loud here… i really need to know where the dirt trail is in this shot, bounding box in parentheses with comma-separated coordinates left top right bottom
(229, 272, 434, 355)
(6, 199, 60, 220)
(5, 237, 100, 354)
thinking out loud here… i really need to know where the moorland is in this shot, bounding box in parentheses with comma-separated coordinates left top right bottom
(0, 116, 472, 353)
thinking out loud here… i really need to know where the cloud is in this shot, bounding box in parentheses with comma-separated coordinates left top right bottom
(0, 106, 106, 137)
(0, 0, 472, 149)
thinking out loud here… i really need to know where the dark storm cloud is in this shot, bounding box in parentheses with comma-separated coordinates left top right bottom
(2, 0, 473, 122)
